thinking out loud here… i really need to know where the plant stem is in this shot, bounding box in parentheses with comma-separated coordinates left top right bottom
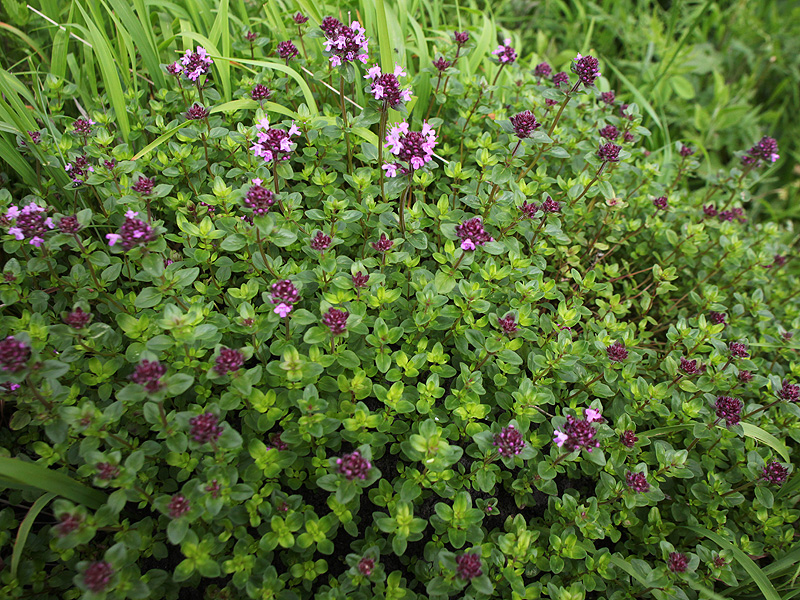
(339, 75, 353, 174)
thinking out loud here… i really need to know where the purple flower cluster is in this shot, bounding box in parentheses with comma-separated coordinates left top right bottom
(709, 311, 727, 326)
(168, 494, 190, 518)
(271, 279, 299, 318)
(653, 196, 668, 210)
(65, 155, 94, 186)
(56, 512, 82, 536)
(251, 84, 271, 102)
(186, 103, 209, 120)
(456, 552, 483, 579)
(352, 272, 369, 289)
(0, 336, 30, 372)
(5, 202, 54, 247)
(176, 46, 214, 81)
(453, 31, 470, 46)
(510, 110, 541, 139)
(599, 125, 619, 140)
(277, 41, 299, 62)
(358, 557, 375, 576)
(251, 116, 301, 164)
(553, 414, 600, 452)
(456, 217, 493, 251)
(65, 307, 92, 329)
(572, 54, 601, 86)
(294, 13, 308, 24)
(72, 118, 95, 137)
(620, 430, 638, 447)
(433, 57, 452, 72)
(607, 341, 628, 362)
(131, 359, 167, 392)
(371, 233, 393, 252)
(668, 552, 689, 573)
(729, 341, 749, 358)
(745, 136, 780, 165)
(600, 90, 616, 105)
(738, 370, 753, 383)
(84, 561, 114, 592)
(189, 412, 222, 444)
(323, 307, 349, 335)
(215, 348, 244, 375)
(626, 471, 650, 493)
(498, 314, 517, 336)
(364, 65, 412, 109)
(534, 62, 551, 79)
(493, 424, 525, 457)
(311, 231, 332, 252)
(680, 145, 695, 157)
(598, 142, 621, 163)
(132, 176, 154, 196)
(715, 396, 743, 427)
(680, 358, 704, 375)
(96, 462, 119, 480)
(320, 18, 369, 67)
(336, 449, 371, 480)
(553, 72, 569, 87)
(244, 179, 275, 215)
(778, 381, 799, 402)
(492, 38, 517, 64)
(383, 121, 437, 177)
(267, 431, 288, 451)
(762, 462, 789, 486)
(106, 211, 155, 250)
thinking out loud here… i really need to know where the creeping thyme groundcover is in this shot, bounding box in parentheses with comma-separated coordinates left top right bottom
(0, 5, 798, 600)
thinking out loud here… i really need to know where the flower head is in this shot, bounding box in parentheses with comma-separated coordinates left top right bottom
(680, 145, 695, 157)
(371, 233, 393, 252)
(729, 341, 749, 358)
(680, 358, 703, 375)
(294, 13, 309, 24)
(0, 336, 30, 372)
(168, 494, 190, 518)
(180, 46, 213, 81)
(189, 412, 222, 444)
(453, 31, 470, 46)
(456, 552, 482, 580)
(358, 557, 375, 576)
(311, 231, 332, 252)
(131, 360, 167, 392)
(112, 215, 155, 251)
(778, 381, 799, 402)
(493, 424, 525, 457)
(572, 54, 601, 86)
(65, 308, 92, 329)
(534, 62, 552, 79)
(626, 471, 650, 493)
(56, 512, 83, 537)
(553, 415, 600, 452)
(244, 181, 275, 215)
(364, 65, 413, 108)
(96, 462, 119, 480)
(492, 38, 516, 64)
(383, 121, 437, 175)
(277, 40, 299, 62)
(510, 110, 541, 139)
(72, 118, 94, 137)
(215, 348, 244, 375)
(715, 396, 743, 427)
(132, 176, 154, 196)
(606, 341, 628, 362)
(323, 307, 349, 335)
(600, 90, 616, 105)
(336, 450, 371, 480)
(186, 103, 209, 120)
(84, 561, 114, 593)
(244, 31, 257, 42)
(620, 430, 638, 447)
(58, 215, 81, 234)
(251, 117, 300, 164)
(599, 125, 619, 140)
(27, 130, 42, 144)
(746, 136, 779, 164)
(433, 57, 452, 72)
(553, 72, 569, 87)
(251, 84, 271, 101)
(498, 314, 517, 336)
(267, 431, 288, 451)
(709, 311, 726, 326)
(738, 370, 753, 383)
(597, 142, 621, 163)
(703, 204, 718, 218)
(352, 272, 369, 289)
(653, 196, 668, 210)
(274, 303, 292, 318)
(668, 552, 689, 573)
(456, 217, 493, 249)
(762, 462, 789, 487)
(271, 279, 299, 305)
(321, 18, 369, 66)
(585, 408, 603, 423)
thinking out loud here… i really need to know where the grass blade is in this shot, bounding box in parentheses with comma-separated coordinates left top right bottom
(11, 492, 56, 578)
(681, 525, 781, 600)
(0, 457, 107, 509)
(740, 423, 791, 462)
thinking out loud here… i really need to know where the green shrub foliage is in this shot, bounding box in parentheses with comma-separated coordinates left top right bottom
(0, 7, 798, 600)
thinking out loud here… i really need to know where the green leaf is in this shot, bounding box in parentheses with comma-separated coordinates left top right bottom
(0, 458, 107, 508)
(740, 423, 791, 462)
(134, 288, 163, 309)
(11, 492, 56, 577)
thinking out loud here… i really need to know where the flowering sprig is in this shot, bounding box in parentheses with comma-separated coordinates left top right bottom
(317, 444, 381, 504)
(106, 211, 156, 251)
(251, 116, 301, 165)
(364, 65, 413, 109)
(320, 18, 369, 67)
(5, 202, 54, 247)
(383, 121, 438, 177)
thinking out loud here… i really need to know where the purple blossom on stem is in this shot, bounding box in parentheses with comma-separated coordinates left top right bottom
(130, 360, 167, 392)
(6, 202, 55, 246)
(251, 116, 300, 164)
(244, 31, 257, 42)
(96, 462, 119, 480)
(189, 412, 222, 444)
(668, 552, 689, 573)
(553, 415, 600, 452)
(703, 204, 718, 218)
(371, 233, 393, 252)
(541, 197, 561, 213)
(534, 62, 552, 79)
(84, 561, 114, 593)
(64, 308, 92, 329)
(599, 125, 619, 140)
(336, 450, 371, 480)
(680, 145, 695, 157)
(321, 18, 369, 67)
(267, 432, 288, 451)
(58, 215, 81, 234)
(738, 370, 753, 383)
(456, 217, 493, 250)
(358, 557, 374, 576)
(456, 553, 483, 579)
(498, 314, 517, 336)
(352, 272, 369, 289)
(762, 462, 789, 486)
(715, 396, 743, 427)
(552, 72, 569, 87)
(653, 196, 668, 210)
(600, 90, 616, 105)
(510, 110, 541, 139)
(364, 65, 413, 109)
(179, 46, 213, 81)
(492, 38, 517, 64)
(186, 103, 209, 120)
(453, 31, 470, 46)
(251, 84, 271, 102)
(132, 176, 154, 196)
(606, 341, 628, 362)
(168, 495, 190, 518)
(294, 13, 309, 24)
(383, 121, 437, 177)
(271, 279, 299, 306)
(680, 358, 703, 375)
(626, 472, 650, 493)
(520, 202, 538, 219)
(746, 136, 779, 164)
(214, 348, 244, 375)
(432, 57, 452, 72)
(277, 40, 299, 62)
(620, 430, 638, 447)
(572, 54, 601, 86)
(27, 130, 41, 144)
(709, 311, 727, 326)
(0, 336, 30, 372)
(72, 118, 95, 137)
(778, 381, 799, 402)
(108, 213, 155, 250)
(311, 231, 332, 252)
(323, 307, 349, 335)
(729, 341, 749, 358)
(597, 142, 621, 163)
(493, 424, 525, 456)
(244, 180, 275, 215)
(56, 513, 82, 536)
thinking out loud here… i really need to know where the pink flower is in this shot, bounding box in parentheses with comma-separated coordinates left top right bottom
(553, 430, 569, 447)
(461, 239, 476, 251)
(383, 163, 399, 177)
(274, 303, 292, 318)
(8, 227, 24, 240)
(106, 233, 122, 246)
(30, 236, 44, 247)
(585, 408, 603, 423)
(125, 210, 138, 218)
(6, 206, 20, 219)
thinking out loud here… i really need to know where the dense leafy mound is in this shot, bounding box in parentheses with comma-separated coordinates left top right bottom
(0, 3, 798, 600)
